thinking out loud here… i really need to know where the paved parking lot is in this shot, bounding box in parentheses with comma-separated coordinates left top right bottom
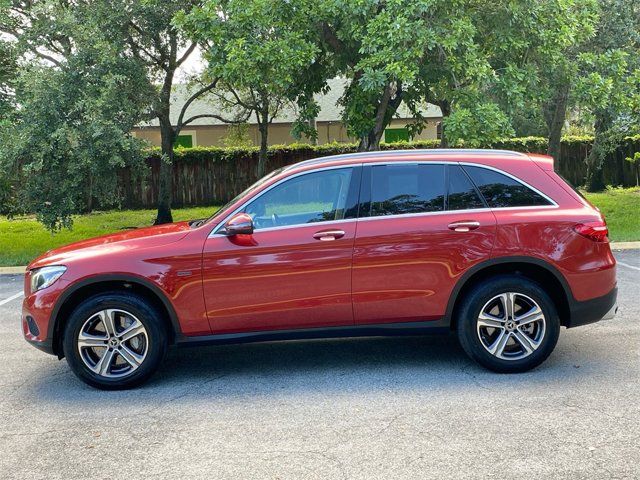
(0, 251, 638, 479)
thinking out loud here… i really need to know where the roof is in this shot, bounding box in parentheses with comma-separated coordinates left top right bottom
(138, 78, 442, 127)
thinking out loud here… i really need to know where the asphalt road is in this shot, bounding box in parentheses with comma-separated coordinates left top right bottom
(0, 251, 639, 479)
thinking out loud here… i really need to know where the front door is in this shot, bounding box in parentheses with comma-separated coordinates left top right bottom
(202, 166, 361, 334)
(352, 162, 496, 324)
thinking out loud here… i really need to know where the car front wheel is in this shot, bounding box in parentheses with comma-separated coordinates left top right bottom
(63, 292, 168, 389)
(456, 275, 560, 373)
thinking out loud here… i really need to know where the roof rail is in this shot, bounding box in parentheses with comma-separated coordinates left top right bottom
(285, 148, 527, 170)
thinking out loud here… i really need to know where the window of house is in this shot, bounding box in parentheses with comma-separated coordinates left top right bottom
(447, 165, 485, 210)
(384, 128, 410, 143)
(368, 164, 445, 217)
(176, 134, 194, 148)
(463, 166, 552, 208)
(245, 168, 354, 230)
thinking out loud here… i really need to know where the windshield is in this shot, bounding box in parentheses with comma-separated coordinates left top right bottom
(205, 167, 286, 224)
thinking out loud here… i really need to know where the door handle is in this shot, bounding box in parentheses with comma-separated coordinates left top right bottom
(448, 221, 480, 232)
(313, 229, 345, 241)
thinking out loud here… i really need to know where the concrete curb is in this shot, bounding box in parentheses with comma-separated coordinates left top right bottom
(609, 241, 640, 251)
(0, 266, 26, 275)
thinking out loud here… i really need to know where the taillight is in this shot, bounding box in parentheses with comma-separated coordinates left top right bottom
(574, 221, 609, 242)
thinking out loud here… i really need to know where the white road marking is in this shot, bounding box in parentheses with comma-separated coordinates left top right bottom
(617, 261, 640, 272)
(0, 291, 23, 307)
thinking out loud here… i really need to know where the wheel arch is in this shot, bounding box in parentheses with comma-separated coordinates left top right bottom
(48, 274, 181, 357)
(445, 256, 573, 329)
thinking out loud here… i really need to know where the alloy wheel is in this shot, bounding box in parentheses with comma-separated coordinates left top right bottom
(77, 309, 149, 378)
(476, 292, 546, 361)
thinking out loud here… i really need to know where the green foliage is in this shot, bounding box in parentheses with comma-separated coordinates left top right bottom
(220, 123, 253, 148)
(443, 105, 514, 147)
(0, 39, 16, 120)
(178, 0, 325, 173)
(0, 0, 156, 230)
(313, 0, 597, 148)
(0, 61, 149, 231)
(141, 135, 637, 164)
(571, 0, 640, 190)
(625, 152, 640, 185)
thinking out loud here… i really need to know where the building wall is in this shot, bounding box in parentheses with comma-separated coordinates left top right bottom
(132, 118, 440, 148)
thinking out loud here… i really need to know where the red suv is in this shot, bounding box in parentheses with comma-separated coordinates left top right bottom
(22, 149, 617, 389)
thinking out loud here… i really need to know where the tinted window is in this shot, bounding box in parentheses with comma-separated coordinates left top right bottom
(369, 164, 445, 217)
(447, 165, 485, 210)
(245, 168, 353, 230)
(463, 166, 552, 208)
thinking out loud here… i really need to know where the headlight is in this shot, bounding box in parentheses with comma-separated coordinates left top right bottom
(30, 266, 67, 293)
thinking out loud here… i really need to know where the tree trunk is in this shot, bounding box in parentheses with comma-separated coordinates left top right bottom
(308, 117, 317, 145)
(358, 82, 403, 152)
(438, 100, 451, 148)
(585, 114, 609, 192)
(257, 108, 269, 178)
(155, 116, 175, 224)
(544, 81, 569, 162)
(86, 173, 93, 213)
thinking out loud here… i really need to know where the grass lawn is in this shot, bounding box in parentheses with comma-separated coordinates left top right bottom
(0, 187, 638, 267)
(0, 206, 218, 267)
(583, 186, 640, 242)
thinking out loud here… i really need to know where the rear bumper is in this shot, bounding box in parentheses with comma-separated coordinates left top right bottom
(567, 286, 617, 328)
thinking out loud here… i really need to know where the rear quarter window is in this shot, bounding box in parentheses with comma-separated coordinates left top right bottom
(463, 165, 552, 208)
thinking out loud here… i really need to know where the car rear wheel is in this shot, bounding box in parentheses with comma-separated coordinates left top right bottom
(456, 275, 560, 373)
(63, 292, 168, 389)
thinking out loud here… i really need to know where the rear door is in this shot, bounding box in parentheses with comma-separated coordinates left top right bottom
(352, 162, 497, 325)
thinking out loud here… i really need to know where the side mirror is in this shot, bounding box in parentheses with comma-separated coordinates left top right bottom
(224, 212, 254, 236)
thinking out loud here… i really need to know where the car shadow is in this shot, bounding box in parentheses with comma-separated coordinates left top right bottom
(20, 332, 595, 407)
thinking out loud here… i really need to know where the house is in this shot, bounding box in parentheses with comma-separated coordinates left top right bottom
(132, 78, 443, 148)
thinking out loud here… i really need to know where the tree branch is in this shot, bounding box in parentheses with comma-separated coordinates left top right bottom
(176, 42, 197, 68)
(227, 86, 255, 111)
(176, 78, 220, 129)
(32, 50, 64, 68)
(177, 112, 251, 133)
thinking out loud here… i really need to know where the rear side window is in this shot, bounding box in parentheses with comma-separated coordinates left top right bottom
(369, 164, 445, 217)
(463, 166, 552, 208)
(447, 165, 485, 210)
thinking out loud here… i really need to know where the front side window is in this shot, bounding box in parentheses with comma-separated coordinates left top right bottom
(245, 168, 353, 230)
(463, 165, 552, 208)
(369, 164, 445, 217)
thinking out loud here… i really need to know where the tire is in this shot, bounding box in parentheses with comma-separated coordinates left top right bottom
(456, 275, 560, 373)
(63, 291, 169, 389)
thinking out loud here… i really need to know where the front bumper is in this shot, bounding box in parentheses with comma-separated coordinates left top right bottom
(567, 286, 618, 328)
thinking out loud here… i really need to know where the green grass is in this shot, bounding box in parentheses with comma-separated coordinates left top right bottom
(0, 206, 218, 267)
(0, 187, 638, 267)
(583, 186, 640, 242)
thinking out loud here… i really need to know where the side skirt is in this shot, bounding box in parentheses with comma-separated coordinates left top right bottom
(175, 319, 450, 348)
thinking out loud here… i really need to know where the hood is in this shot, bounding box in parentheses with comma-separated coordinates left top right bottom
(29, 222, 192, 269)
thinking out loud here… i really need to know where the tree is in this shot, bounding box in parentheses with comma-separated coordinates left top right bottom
(0, 0, 153, 229)
(1, 0, 233, 225)
(0, 38, 16, 121)
(178, 0, 322, 177)
(573, 0, 640, 190)
(314, 0, 594, 151)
